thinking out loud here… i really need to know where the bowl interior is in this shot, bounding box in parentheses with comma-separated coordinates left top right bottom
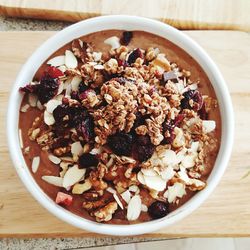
(7, 15, 234, 236)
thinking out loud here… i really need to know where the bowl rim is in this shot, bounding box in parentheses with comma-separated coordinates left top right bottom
(7, 15, 234, 236)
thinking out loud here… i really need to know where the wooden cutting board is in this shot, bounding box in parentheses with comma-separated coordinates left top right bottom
(0, 31, 250, 238)
(0, 0, 249, 31)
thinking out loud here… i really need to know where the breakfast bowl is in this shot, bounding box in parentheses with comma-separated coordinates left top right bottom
(7, 15, 234, 236)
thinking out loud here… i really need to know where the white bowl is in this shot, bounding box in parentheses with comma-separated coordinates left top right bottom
(7, 15, 234, 236)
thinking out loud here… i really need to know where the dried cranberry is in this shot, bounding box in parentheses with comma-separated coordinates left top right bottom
(79, 89, 94, 100)
(47, 66, 64, 78)
(77, 116, 95, 142)
(148, 201, 169, 219)
(117, 59, 129, 68)
(107, 133, 133, 156)
(135, 136, 155, 162)
(79, 153, 99, 168)
(51, 137, 70, 150)
(120, 31, 133, 46)
(53, 104, 70, 126)
(127, 48, 144, 65)
(181, 90, 203, 111)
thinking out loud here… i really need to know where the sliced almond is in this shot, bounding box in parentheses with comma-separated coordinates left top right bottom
(92, 52, 102, 62)
(121, 190, 131, 204)
(189, 141, 199, 153)
(202, 120, 216, 134)
(160, 149, 177, 166)
(113, 193, 124, 209)
(94, 64, 104, 70)
(129, 185, 139, 193)
(181, 153, 197, 169)
(57, 82, 64, 95)
(144, 175, 167, 191)
(63, 165, 86, 188)
(127, 195, 142, 221)
(141, 168, 158, 177)
(42, 176, 63, 187)
(36, 100, 44, 110)
(32, 156, 40, 173)
(65, 83, 72, 97)
(46, 99, 62, 113)
(71, 141, 83, 156)
(164, 182, 186, 203)
(159, 166, 175, 181)
(137, 171, 146, 185)
(48, 154, 61, 164)
(44, 110, 55, 126)
(58, 65, 67, 72)
(71, 76, 82, 91)
(28, 93, 38, 107)
(65, 50, 78, 69)
(20, 104, 30, 113)
(104, 36, 120, 49)
(19, 129, 23, 149)
(47, 55, 65, 67)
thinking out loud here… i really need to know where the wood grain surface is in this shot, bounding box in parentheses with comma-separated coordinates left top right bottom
(0, 31, 250, 238)
(0, 0, 249, 31)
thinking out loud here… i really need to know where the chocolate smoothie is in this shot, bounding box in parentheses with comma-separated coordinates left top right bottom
(19, 30, 221, 224)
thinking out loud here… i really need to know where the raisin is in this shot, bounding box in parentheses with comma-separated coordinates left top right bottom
(148, 201, 169, 219)
(107, 133, 133, 156)
(133, 135, 155, 162)
(78, 82, 88, 93)
(79, 153, 99, 168)
(53, 104, 70, 127)
(47, 66, 64, 78)
(127, 48, 144, 65)
(77, 116, 95, 142)
(120, 31, 133, 46)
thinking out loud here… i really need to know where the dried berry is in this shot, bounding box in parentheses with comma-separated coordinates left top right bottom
(78, 82, 88, 93)
(148, 201, 169, 219)
(181, 90, 203, 111)
(107, 133, 133, 156)
(79, 153, 99, 168)
(53, 104, 70, 127)
(133, 135, 155, 162)
(127, 48, 144, 65)
(120, 31, 133, 46)
(117, 59, 129, 68)
(77, 116, 95, 142)
(47, 66, 64, 78)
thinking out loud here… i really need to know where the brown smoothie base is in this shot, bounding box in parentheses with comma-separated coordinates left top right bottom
(19, 30, 221, 224)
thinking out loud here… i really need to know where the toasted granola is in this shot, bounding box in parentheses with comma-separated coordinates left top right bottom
(19, 30, 220, 223)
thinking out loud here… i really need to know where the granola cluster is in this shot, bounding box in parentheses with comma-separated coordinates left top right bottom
(19, 31, 219, 223)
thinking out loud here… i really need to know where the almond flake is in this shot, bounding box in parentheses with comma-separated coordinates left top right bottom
(106, 187, 116, 194)
(144, 175, 167, 191)
(113, 193, 124, 209)
(46, 99, 62, 113)
(189, 141, 199, 153)
(159, 166, 175, 181)
(104, 36, 121, 49)
(71, 141, 83, 156)
(92, 52, 102, 62)
(202, 120, 216, 133)
(141, 168, 158, 176)
(160, 149, 177, 166)
(71, 76, 82, 91)
(44, 110, 55, 125)
(181, 153, 197, 168)
(63, 165, 86, 188)
(65, 50, 78, 69)
(127, 195, 142, 221)
(65, 83, 72, 97)
(36, 100, 44, 110)
(137, 171, 146, 185)
(57, 82, 64, 95)
(32, 156, 40, 173)
(94, 64, 104, 70)
(89, 147, 103, 155)
(20, 104, 30, 112)
(141, 204, 148, 212)
(58, 65, 67, 72)
(19, 129, 23, 149)
(164, 182, 186, 203)
(121, 190, 131, 204)
(48, 154, 61, 164)
(28, 93, 38, 107)
(47, 55, 65, 67)
(129, 185, 139, 193)
(42, 176, 63, 187)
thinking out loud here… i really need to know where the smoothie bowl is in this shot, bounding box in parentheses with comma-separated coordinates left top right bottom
(7, 15, 233, 235)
